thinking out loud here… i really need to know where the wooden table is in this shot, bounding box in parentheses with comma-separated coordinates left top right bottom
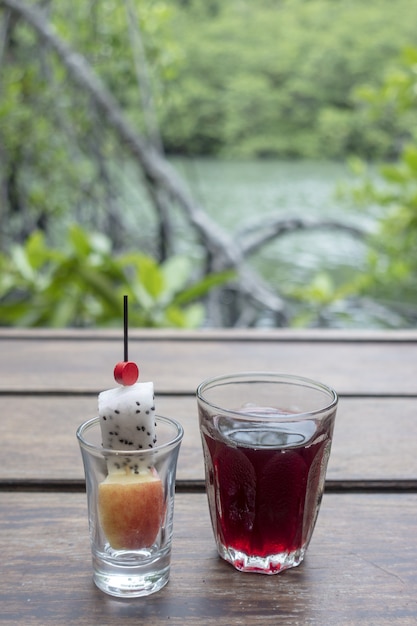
(1, 328, 416, 625)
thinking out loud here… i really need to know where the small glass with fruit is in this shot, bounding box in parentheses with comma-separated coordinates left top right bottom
(77, 356, 183, 597)
(197, 372, 337, 574)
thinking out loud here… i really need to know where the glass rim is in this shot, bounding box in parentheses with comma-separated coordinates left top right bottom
(76, 414, 184, 456)
(196, 371, 338, 421)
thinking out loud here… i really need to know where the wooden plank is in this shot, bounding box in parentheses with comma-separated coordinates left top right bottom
(1, 333, 417, 395)
(1, 395, 416, 483)
(0, 492, 416, 625)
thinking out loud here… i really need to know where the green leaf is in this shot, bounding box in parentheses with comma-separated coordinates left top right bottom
(72, 266, 121, 313)
(181, 303, 205, 328)
(136, 255, 164, 299)
(403, 145, 417, 173)
(379, 164, 408, 184)
(25, 231, 50, 269)
(160, 256, 193, 297)
(68, 224, 92, 258)
(173, 269, 235, 305)
(10, 246, 35, 282)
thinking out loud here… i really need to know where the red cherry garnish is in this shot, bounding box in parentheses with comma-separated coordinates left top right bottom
(114, 361, 139, 386)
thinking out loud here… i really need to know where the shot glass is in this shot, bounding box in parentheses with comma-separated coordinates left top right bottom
(197, 372, 338, 574)
(77, 415, 183, 597)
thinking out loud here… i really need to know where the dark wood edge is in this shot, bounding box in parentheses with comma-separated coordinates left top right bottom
(2, 390, 417, 399)
(1, 479, 417, 494)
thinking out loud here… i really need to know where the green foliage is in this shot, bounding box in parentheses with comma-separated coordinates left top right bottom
(2, 0, 417, 253)
(284, 271, 356, 328)
(161, 0, 417, 159)
(0, 0, 182, 249)
(344, 47, 417, 324)
(0, 225, 233, 328)
(2, 0, 417, 328)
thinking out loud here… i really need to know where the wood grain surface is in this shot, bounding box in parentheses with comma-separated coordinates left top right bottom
(1, 330, 417, 395)
(1, 491, 416, 626)
(1, 329, 416, 624)
(1, 395, 416, 483)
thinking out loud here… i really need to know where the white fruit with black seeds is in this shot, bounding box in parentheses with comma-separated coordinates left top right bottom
(98, 381, 156, 473)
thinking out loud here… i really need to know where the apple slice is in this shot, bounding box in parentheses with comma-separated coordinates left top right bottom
(98, 469, 164, 550)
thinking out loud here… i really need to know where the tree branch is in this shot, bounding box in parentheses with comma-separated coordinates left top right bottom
(123, 0, 173, 260)
(238, 217, 365, 257)
(1, 0, 287, 318)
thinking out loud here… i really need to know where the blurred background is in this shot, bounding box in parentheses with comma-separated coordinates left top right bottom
(1, 0, 417, 329)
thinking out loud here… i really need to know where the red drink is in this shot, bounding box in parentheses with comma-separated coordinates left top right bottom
(200, 408, 334, 573)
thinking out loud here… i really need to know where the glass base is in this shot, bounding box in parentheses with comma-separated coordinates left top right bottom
(217, 543, 306, 574)
(92, 547, 170, 598)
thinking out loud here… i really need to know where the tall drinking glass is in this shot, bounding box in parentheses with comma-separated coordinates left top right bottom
(197, 372, 338, 574)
